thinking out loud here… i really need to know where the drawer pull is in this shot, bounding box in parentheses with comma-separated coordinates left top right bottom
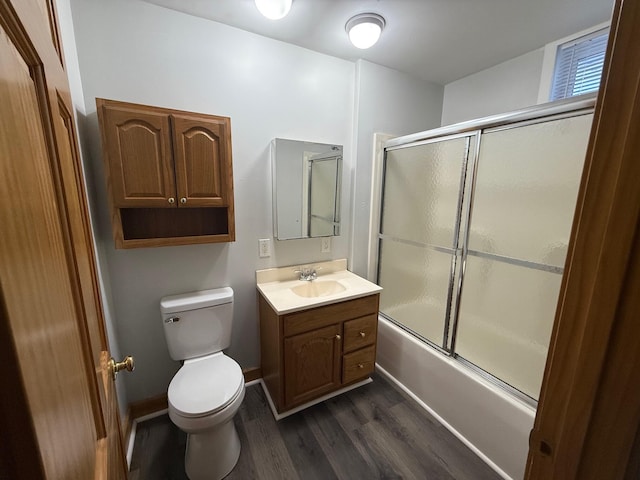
(358, 363, 364, 369)
(359, 331, 366, 338)
(335, 334, 341, 340)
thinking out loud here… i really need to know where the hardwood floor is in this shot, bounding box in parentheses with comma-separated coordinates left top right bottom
(129, 373, 500, 480)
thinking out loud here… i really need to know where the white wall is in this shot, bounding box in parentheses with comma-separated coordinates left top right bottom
(56, 0, 129, 416)
(70, 0, 356, 403)
(350, 60, 443, 277)
(441, 49, 545, 126)
(441, 22, 609, 126)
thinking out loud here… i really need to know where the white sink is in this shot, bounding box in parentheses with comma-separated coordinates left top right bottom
(256, 259, 382, 314)
(291, 280, 346, 298)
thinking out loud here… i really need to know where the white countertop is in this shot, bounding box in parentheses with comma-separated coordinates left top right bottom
(256, 259, 382, 315)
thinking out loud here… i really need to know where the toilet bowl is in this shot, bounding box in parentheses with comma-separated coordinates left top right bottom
(161, 287, 244, 480)
(168, 353, 245, 479)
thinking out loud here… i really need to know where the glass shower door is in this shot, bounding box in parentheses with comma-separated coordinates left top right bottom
(454, 113, 594, 399)
(377, 135, 474, 347)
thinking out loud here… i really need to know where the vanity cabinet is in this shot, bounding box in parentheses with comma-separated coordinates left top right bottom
(259, 292, 379, 413)
(97, 98, 234, 248)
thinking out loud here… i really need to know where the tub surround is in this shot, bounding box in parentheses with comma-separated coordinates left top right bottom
(256, 259, 382, 314)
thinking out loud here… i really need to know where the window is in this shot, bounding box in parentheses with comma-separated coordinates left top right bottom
(550, 28, 609, 101)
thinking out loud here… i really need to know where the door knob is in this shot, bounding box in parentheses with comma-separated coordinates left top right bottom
(109, 355, 135, 381)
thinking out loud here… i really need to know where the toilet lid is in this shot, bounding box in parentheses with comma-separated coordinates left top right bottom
(168, 354, 243, 418)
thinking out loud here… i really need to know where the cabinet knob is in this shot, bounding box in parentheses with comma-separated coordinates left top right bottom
(357, 363, 364, 369)
(335, 334, 341, 340)
(168, 197, 175, 204)
(180, 197, 187, 204)
(359, 331, 366, 338)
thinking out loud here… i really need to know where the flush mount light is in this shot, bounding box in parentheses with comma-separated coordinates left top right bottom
(345, 13, 386, 49)
(255, 0, 292, 20)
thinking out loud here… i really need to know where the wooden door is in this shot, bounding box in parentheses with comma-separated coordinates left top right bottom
(0, 1, 127, 479)
(525, 0, 640, 477)
(284, 324, 342, 408)
(98, 99, 176, 208)
(172, 113, 232, 207)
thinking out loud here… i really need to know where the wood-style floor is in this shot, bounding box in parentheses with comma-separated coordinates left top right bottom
(129, 373, 501, 480)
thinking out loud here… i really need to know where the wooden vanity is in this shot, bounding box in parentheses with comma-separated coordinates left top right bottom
(257, 260, 382, 415)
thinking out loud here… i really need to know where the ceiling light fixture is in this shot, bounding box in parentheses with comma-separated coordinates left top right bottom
(345, 13, 385, 49)
(255, 0, 292, 20)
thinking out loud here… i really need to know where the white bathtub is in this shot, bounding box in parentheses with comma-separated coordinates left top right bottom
(376, 316, 535, 480)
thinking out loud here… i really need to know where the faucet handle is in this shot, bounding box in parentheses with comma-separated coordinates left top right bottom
(294, 266, 311, 280)
(294, 265, 323, 281)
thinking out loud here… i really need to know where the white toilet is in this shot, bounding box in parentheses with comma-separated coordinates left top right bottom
(160, 287, 245, 480)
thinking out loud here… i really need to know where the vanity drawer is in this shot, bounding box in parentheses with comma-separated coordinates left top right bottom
(284, 294, 379, 337)
(342, 345, 376, 384)
(343, 314, 377, 353)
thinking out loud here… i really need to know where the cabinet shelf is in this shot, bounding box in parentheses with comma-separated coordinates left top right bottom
(117, 207, 233, 248)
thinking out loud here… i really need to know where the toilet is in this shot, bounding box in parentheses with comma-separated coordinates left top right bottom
(160, 287, 245, 480)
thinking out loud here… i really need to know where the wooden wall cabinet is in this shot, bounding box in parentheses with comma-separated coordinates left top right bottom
(259, 293, 380, 413)
(97, 98, 235, 248)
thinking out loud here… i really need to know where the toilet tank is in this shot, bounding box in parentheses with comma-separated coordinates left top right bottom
(160, 287, 234, 361)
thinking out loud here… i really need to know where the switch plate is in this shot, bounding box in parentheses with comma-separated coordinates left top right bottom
(259, 238, 271, 258)
(321, 237, 331, 253)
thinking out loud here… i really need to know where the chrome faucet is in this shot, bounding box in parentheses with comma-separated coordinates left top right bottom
(295, 266, 317, 281)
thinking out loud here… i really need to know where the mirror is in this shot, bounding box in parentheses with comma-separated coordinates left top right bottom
(272, 138, 342, 240)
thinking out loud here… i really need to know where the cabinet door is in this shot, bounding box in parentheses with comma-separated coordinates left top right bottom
(284, 324, 342, 408)
(100, 103, 176, 207)
(172, 114, 232, 207)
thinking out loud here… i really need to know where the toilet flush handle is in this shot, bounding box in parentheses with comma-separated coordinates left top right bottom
(164, 316, 180, 324)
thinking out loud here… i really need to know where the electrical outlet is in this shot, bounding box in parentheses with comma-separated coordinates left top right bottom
(321, 237, 331, 253)
(258, 238, 271, 258)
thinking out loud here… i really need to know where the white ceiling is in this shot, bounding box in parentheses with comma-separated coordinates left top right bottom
(141, 0, 613, 85)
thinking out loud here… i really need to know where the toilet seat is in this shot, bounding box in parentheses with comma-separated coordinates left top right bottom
(168, 353, 243, 418)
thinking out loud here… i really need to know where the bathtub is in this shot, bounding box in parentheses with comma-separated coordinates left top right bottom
(376, 316, 536, 480)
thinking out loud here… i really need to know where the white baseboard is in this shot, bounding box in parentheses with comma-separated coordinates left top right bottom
(259, 377, 372, 421)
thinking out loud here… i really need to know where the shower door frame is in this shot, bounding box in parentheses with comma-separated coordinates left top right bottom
(374, 94, 597, 404)
(377, 130, 474, 355)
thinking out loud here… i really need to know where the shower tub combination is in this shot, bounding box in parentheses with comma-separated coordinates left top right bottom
(372, 95, 595, 480)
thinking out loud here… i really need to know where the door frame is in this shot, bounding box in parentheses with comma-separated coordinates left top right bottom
(526, 0, 640, 477)
(0, 0, 127, 478)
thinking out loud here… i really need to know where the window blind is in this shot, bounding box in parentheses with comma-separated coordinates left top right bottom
(550, 28, 609, 101)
